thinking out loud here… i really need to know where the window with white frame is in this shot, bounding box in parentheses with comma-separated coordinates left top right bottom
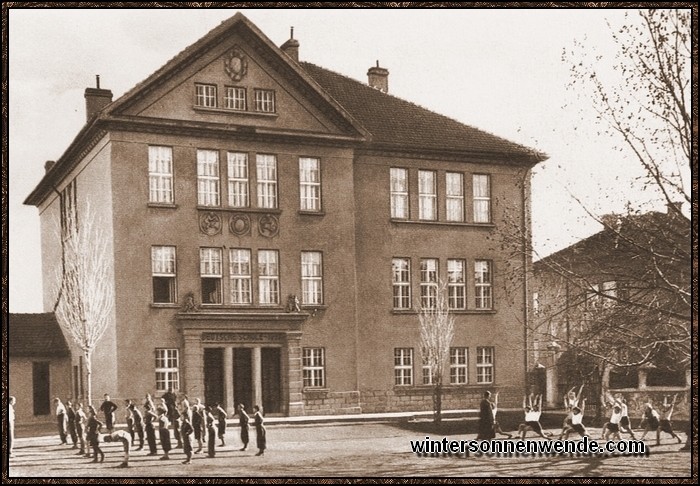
(473, 174, 491, 223)
(447, 259, 466, 310)
(299, 157, 321, 211)
(418, 170, 437, 220)
(195, 83, 217, 108)
(152, 246, 177, 304)
(420, 258, 438, 309)
(474, 260, 493, 309)
(476, 347, 494, 384)
(256, 154, 278, 209)
(258, 250, 280, 305)
(229, 249, 252, 304)
(148, 146, 174, 204)
(392, 258, 411, 310)
(422, 354, 434, 385)
(450, 347, 468, 384)
(224, 86, 246, 111)
(446, 172, 464, 222)
(390, 168, 409, 219)
(197, 149, 220, 206)
(301, 251, 323, 305)
(155, 348, 180, 392)
(254, 89, 275, 113)
(200, 248, 222, 304)
(227, 152, 249, 208)
(394, 348, 413, 386)
(302, 348, 325, 388)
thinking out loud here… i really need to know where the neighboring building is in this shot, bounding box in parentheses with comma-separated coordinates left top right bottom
(8, 313, 72, 422)
(531, 204, 691, 412)
(24, 13, 546, 415)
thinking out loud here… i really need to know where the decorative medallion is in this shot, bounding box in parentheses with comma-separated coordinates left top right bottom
(224, 46, 248, 82)
(229, 213, 251, 236)
(182, 292, 198, 313)
(199, 211, 222, 236)
(258, 214, 280, 238)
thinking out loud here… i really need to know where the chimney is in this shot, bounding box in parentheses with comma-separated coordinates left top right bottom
(367, 61, 389, 93)
(280, 27, 300, 62)
(84, 75, 113, 121)
(44, 160, 56, 173)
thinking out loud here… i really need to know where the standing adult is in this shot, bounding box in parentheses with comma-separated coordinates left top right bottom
(8, 396, 16, 458)
(99, 394, 118, 433)
(66, 399, 78, 448)
(476, 391, 496, 440)
(238, 403, 250, 451)
(253, 405, 266, 456)
(54, 397, 69, 445)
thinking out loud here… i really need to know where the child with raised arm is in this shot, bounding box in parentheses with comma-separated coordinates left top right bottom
(518, 394, 551, 440)
(491, 391, 513, 439)
(559, 385, 583, 440)
(656, 395, 683, 445)
(563, 398, 588, 439)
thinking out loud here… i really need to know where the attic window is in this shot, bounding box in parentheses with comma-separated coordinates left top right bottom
(195, 83, 217, 108)
(225, 87, 247, 111)
(254, 89, 275, 113)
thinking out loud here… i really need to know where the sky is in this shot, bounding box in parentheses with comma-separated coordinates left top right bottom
(8, 7, 684, 313)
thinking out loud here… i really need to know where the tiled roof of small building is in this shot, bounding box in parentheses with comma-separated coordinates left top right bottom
(9, 313, 71, 357)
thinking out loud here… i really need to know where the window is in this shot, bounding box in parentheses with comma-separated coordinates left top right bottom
(60, 179, 77, 239)
(301, 251, 323, 305)
(258, 250, 280, 305)
(446, 172, 464, 222)
(152, 246, 176, 304)
(148, 146, 174, 204)
(256, 154, 278, 209)
(155, 349, 180, 392)
(200, 248, 222, 304)
(420, 258, 439, 309)
(195, 83, 217, 108)
(390, 168, 409, 219)
(450, 347, 468, 384)
(302, 348, 325, 388)
(227, 152, 249, 208)
(473, 174, 491, 223)
(422, 355, 434, 385)
(447, 259, 466, 310)
(586, 284, 600, 309)
(392, 258, 411, 310)
(197, 149, 220, 206)
(224, 86, 246, 111)
(254, 89, 275, 113)
(474, 260, 493, 309)
(532, 292, 540, 316)
(418, 170, 437, 220)
(299, 157, 321, 211)
(229, 249, 251, 304)
(602, 281, 617, 307)
(476, 347, 494, 384)
(394, 348, 413, 386)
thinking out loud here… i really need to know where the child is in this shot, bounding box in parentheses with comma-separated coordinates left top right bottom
(563, 399, 588, 439)
(205, 406, 218, 458)
(85, 405, 105, 463)
(238, 403, 250, 451)
(253, 405, 266, 456)
(157, 407, 172, 460)
(491, 391, 513, 439)
(656, 395, 683, 445)
(104, 430, 131, 468)
(215, 403, 228, 447)
(559, 385, 583, 440)
(518, 394, 551, 440)
(179, 400, 194, 465)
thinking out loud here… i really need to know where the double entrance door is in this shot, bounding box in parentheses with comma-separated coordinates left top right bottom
(203, 347, 282, 414)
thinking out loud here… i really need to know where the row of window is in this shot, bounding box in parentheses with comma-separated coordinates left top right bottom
(195, 83, 276, 113)
(392, 258, 493, 311)
(391, 168, 491, 223)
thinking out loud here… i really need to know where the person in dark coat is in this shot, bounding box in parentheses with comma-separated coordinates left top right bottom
(66, 399, 78, 448)
(476, 391, 496, 440)
(237, 403, 250, 451)
(99, 394, 118, 433)
(253, 405, 266, 456)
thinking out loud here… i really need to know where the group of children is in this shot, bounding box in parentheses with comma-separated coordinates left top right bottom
(51, 393, 267, 468)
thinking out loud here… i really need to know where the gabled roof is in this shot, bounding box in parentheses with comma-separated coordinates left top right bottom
(9, 313, 71, 358)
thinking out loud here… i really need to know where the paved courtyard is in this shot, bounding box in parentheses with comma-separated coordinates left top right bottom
(7, 421, 693, 479)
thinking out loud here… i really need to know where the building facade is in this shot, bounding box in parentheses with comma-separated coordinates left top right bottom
(25, 13, 546, 415)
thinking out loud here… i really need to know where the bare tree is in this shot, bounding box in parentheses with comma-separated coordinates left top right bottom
(419, 280, 455, 425)
(54, 201, 114, 406)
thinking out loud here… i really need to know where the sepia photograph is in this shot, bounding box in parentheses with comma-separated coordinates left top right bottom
(4, 5, 694, 481)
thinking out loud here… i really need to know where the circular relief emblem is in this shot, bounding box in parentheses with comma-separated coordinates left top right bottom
(229, 213, 251, 236)
(199, 211, 222, 236)
(225, 46, 248, 82)
(258, 214, 279, 238)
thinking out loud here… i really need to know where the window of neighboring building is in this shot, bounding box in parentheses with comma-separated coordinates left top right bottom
(258, 250, 280, 305)
(446, 172, 464, 222)
(155, 348, 179, 392)
(195, 83, 217, 108)
(229, 248, 252, 304)
(152, 246, 176, 304)
(256, 154, 278, 209)
(301, 251, 323, 305)
(200, 248, 222, 304)
(532, 292, 540, 315)
(302, 348, 325, 388)
(299, 157, 321, 212)
(227, 152, 249, 208)
(60, 179, 78, 240)
(586, 284, 600, 309)
(602, 281, 617, 307)
(418, 170, 437, 220)
(254, 89, 275, 113)
(390, 168, 409, 219)
(224, 86, 246, 111)
(476, 347, 494, 384)
(420, 258, 439, 309)
(394, 348, 413, 386)
(197, 149, 220, 206)
(148, 146, 174, 204)
(473, 174, 491, 223)
(474, 260, 493, 309)
(450, 347, 468, 384)
(392, 258, 411, 310)
(447, 259, 466, 310)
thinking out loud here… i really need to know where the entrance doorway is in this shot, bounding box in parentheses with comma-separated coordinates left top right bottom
(32, 361, 50, 416)
(233, 348, 253, 412)
(262, 348, 281, 413)
(203, 348, 224, 407)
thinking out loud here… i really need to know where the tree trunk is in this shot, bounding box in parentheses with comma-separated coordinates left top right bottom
(434, 381, 443, 426)
(85, 350, 93, 407)
(597, 363, 612, 424)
